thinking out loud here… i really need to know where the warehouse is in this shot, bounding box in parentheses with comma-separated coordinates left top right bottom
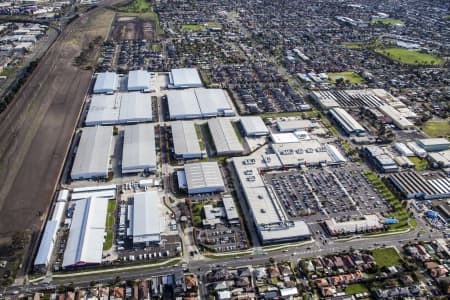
(277, 119, 316, 132)
(93, 72, 118, 94)
(129, 192, 161, 246)
(417, 138, 450, 152)
(85, 94, 121, 126)
(34, 220, 59, 271)
(71, 126, 113, 180)
(168, 68, 203, 89)
(184, 162, 225, 194)
(310, 90, 341, 110)
(428, 150, 450, 168)
(232, 156, 311, 244)
(324, 215, 383, 236)
(122, 124, 156, 174)
(195, 88, 234, 117)
(364, 146, 398, 173)
(208, 118, 244, 156)
(167, 89, 202, 120)
(127, 70, 151, 92)
(388, 171, 450, 200)
(377, 105, 415, 130)
(329, 107, 366, 135)
(118, 92, 153, 123)
(62, 197, 108, 268)
(407, 142, 427, 158)
(394, 142, 414, 157)
(171, 121, 203, 159)
(240, 116, 269, 136)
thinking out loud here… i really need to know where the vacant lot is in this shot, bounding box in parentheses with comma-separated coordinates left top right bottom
(372, 247, 402, 268)
(422, 120, 450, 138)
(375, 48, 444, 65)
(327, 71, 365, 84)
(346, 283, 369, 295)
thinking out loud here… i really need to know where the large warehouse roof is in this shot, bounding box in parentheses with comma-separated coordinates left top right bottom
(118, 92, 153, 123)
(127, 70, 151, 91)
(131, 192, 161, 244)
(62, 197, 108, 268)
(122, 124, 156, 174)
(169, 68, 203, 89)
(184, 162, 225, 194)
(329, 107, 365, 135)
(85, 94, 121, 126)
(195, 88, 233, 116)
(171, 121, 202, 159)
(34, 220, 59, 267)
(71, 126, 113, 180)
(208, 118, 243, 155)
(240, 116, 269, 136)
(93, 72, 118, 94)
(378, 105, 414, 130)
(167, 89, 202, 120)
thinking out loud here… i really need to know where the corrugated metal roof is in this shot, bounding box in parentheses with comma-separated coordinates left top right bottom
(132, 192, 161, 243)
(240, 116, 269, 136)
(195, 88, 232, 116)
(127, 70, 150, 91)
(208, 118, 243, 155)
(167, 89, 202, 119)
(184, 162, 225, 193)
(171, 121, 202, 157)
(85, 94, 121, 126)
(118, 92, 153, 123)
(93, 72, 118, 94)
(62, 197, 108, 267)
(122, 124, 156, 173)
(169, 68, 203, 88)
(34, 220, 59, 267)
(71, 126, 113, 180)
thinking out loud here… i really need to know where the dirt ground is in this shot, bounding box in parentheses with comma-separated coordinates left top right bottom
(111, 15, 155, 40)
(0, 5, 115, 266)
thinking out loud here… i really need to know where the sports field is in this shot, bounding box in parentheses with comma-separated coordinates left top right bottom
(422, 120, 450, 138)
(375, 48, 444, 65)
(327, 71, 365, 84)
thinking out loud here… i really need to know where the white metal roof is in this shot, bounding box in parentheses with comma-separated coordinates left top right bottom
(378, 105, 414, 129)
(167, 89, 202, 119)
(184, 162, 225, 194)
(71, 126, 113, 180)
(122, 124, 156, 173)
(222, 195, 238, 220)
(195, 88, 232, 116)
(93, 72, 118, 94)
(34, 220, 59, 267)
(131, 192, 161, 243)
(62, 197, 108, 267)
(118, 92, 153, 123)
(240, 116, 269, 136)
(169, 68, 203, 88)
(127, 70, 150, 91)
(85, 94, 121, 126)
(208, 118, 243, 155)
(171, 121, 202, 157)
(330, 107, 365, 134)
(51, 202, 66, 223)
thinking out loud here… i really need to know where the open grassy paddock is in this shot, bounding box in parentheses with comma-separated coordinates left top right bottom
(342, 42, 364, 49)
(372, 247, 402, 268)
(422, 120, 450, 138)
(181, 24, 205, 31)
(371, 18, 404, 25)
(375, 48, 444, 65)
(346, 283, 369, 295)
(327, 71, 365, 84)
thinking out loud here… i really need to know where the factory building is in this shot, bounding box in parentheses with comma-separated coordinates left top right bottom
(129, 192, 161, 246)
(85, 94, 121, 126)
(417, 138, 450, 152)
(171, 121, 204, 159)
(364, 146, 398, 173)
(167, 89, 202, 120)
(394, 142, 414, 157)
(168, 68, 203, 89)
(240, 116, 269, 136)
(277, 119, 316, 132)
(127, 70, 151, 92)
(93, 72, 118, 94)
(208, 118, 244, 156)
(182, 162, 225, 194)
(329, 107, 366, 135)
(62, 197, 108, 269)
(324, 215, 383, 236)
(33, 220, 59, 271)
(310, 90, 341, 110)
(377, 105, 415, 130)
(388, 171, 450, 200)
(428, 150, 450, 168)
(407, 142, 427, 158)
(71, 126, 113, 180)
(122, 124, 156, 174)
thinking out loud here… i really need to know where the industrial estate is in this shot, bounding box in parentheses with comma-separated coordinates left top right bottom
(0, 0, 449, 299)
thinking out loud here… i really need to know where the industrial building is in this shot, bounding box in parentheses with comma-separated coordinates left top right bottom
(168, 68, 203, 89)
(167, 88, 234, 120)
(71, 126, 113, 180)
(407, 142, 427, 158)
(388, 171, 450, 200)
(34, 220, 59, 270)
(222, 195, 239, 224)
(208, 118, 244, 156)
(277, 119, 316, 132)
(181, 162, 225, 194)
(93, 72, 118, 94)
(324, 215, 383, 236)
(377, 105, 415, 130)
(240, 116, 269, 136)
(85, 93, 152, 126)
(394, 142, 414, 157)
(129, 192, 161, 246)
(62, 197, 109, 268)
(417, 138, 450, 152)
(231, 155, 311, 244)
(171, 121, 204, 159)
(127, 70, 151, 92)
(122, 124, 156, 174)
(329, 107, 366, 135)
(364, 146, 398, 173)
(428, 150, 450, 168)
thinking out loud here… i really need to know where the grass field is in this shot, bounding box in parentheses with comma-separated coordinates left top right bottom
(372, 247, 402, 268)
(117, 0, 151, 13)
(328, 71, 365, 84)
(181, 24, 205, 31)
(106, 215, 114, 227)
(107, 199, 116, 213)
(409, 156, 428, 171)
(371, 18, 404, 25)
(422, 120, 450, 138)
(103, 230, 113, 251)
(342, 42, 364, 49)
(375, 48, 444, 65)
(346, 283, 369, 295)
